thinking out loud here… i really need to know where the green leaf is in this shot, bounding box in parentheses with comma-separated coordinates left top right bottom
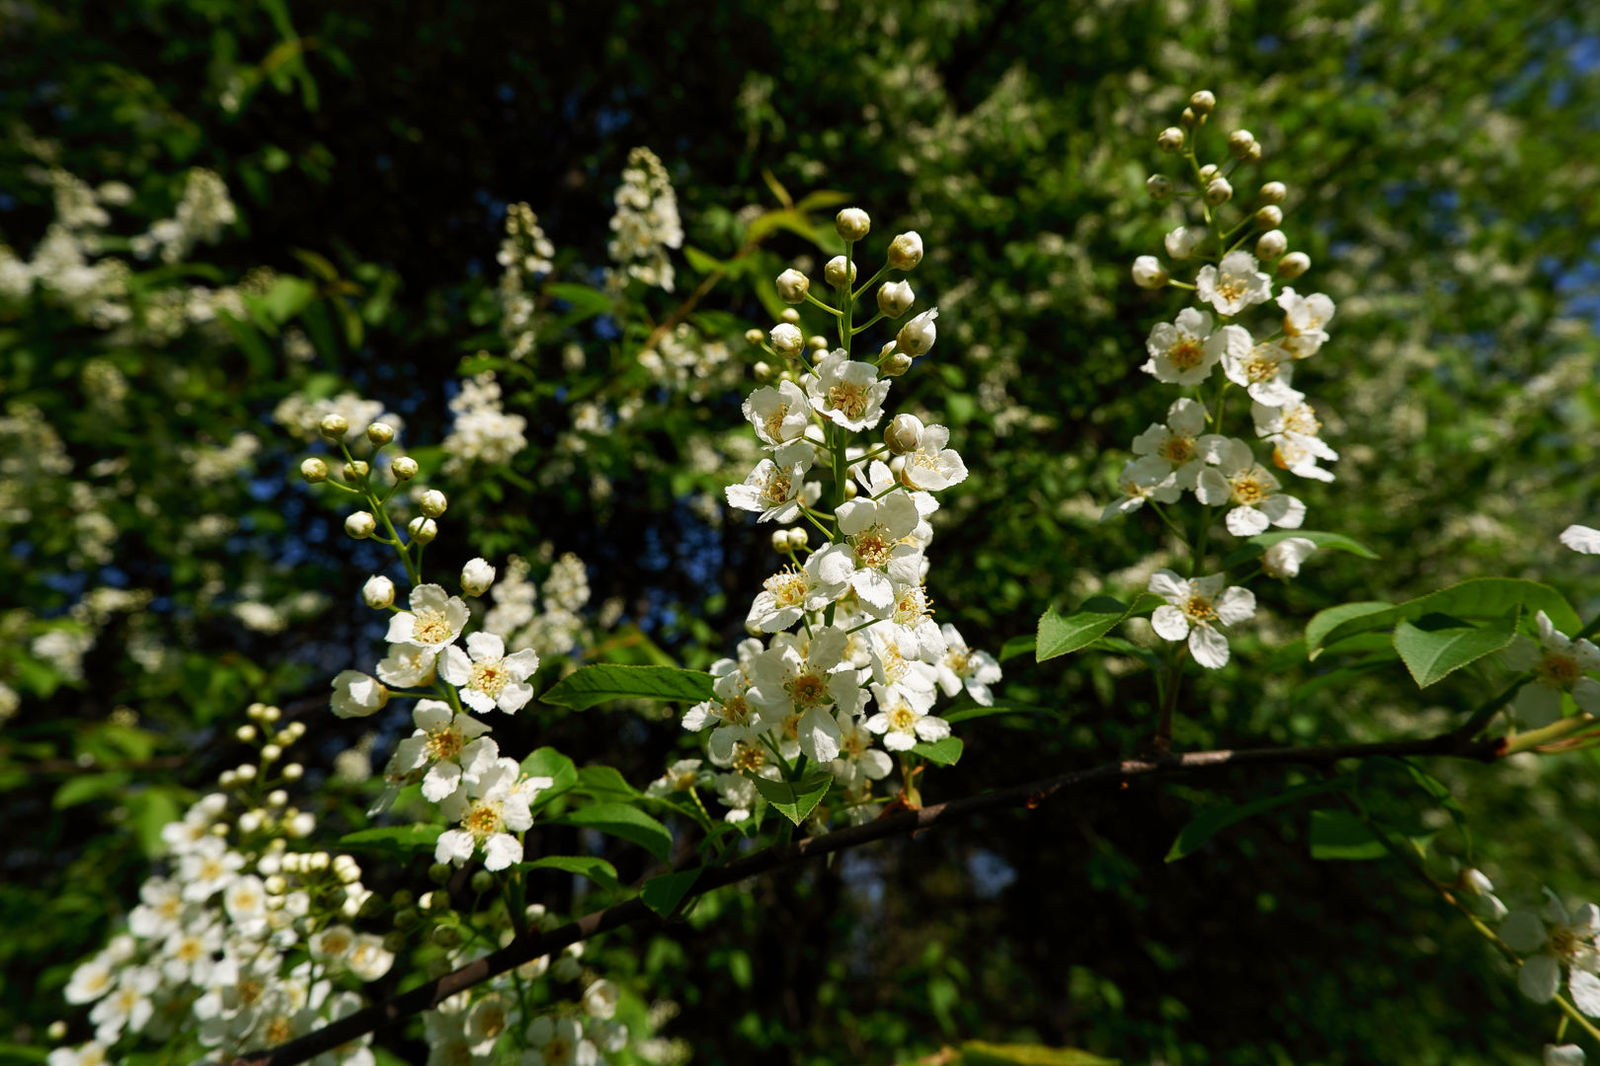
(682, 246, 728, 275)
(522, 854, 619, 890)
(944, 704, 1054, 725)
(545, 282, 613, 319)
(1307, 579, 1579, 656)
(540, 665, 713, 711)
(251, 275, 316, 323)
(1166, 777, 1352, 862)
(219, 312, 276, 375)
(999, 635, 1036, 663)
(910, 737, 965, 765)
(521, 747, 579, 808)
(960, 1041, 1119, 1066)
(794, 189, 854, 213)
(557, 803, 674, 862)
(338, 825, 444, 855)
(127, 787, 183, 858)
(575, 765, 641, 799)
(1392, 609, 1519, 688)
(1037, 594, 1160, 662)
(52, 772, 130, 810)
(641, 868, 703, 916)
(1308, 810, 1386, 860)
(1220, 529, 1381, 569)
(753, 771, 833, 825)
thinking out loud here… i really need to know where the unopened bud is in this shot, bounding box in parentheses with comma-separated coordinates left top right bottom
(834, 207, 871, 242)
(744, 328, 764, 346)
(407, 516, 438, 544)
(1258, 181, 1287, 205)
(808, 335, 829, 350)
(365, 422, 395, 446)
(318, 413, 349, 441)
(431, 925, 463, 948)
(1146, 175, 1173, 201)
(1254, 205, 1283, 229)
(896, 309, 938, 357)
(779, 307, 800, 324)
(1131, 255, 1168, 289)
(1164, 226, 1203, 260)
(300, 457, 328, 483)
(1180, 106, 1197, 128)
(461, 557, 495, 597)
(1204, 177, 1233, 205)
(427, 865, 451, 887)
(769, 323, 803, 356)
(1198, 164, 1220, 183)
(342, 460, 369, 483)
(775, 268, 810, 304)
(824, 255, 856, 288)
(470, 870, 496, 894)
(752, 361, 774, 383)
(1255, 229, 1288, 260)
(1189, 90, 1216, 114)
(282, 763, 303, 781)
(260, 743, 281, 762)
(787, 527, 809, 550)
(419, 489, 448, 518)
(391, 456, 419, 481)
(887, 231, 923, 270)
(1227, 129, 1256, 160)
(362, 575, 395, 608)
(885, 413, 924, 455)
(345, 511, 377, 539)
(1157, 127, 1185, 152)
(236, 724, 257, 743)
(771, 529, 791, 553)
(1277, 252, 1311, 279)
(882, 352, 913, 377)
(877, 280, 914, 318)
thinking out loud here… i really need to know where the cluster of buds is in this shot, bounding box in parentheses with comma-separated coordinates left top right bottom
(301, 415, 445, 550)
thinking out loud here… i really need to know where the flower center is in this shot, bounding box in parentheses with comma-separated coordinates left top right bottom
(264, 1016, 294, 1045)
(465, 801, 505, 840)
(1537, 653, 1582, 688)
(1283, 403, 1321, 436)
(720, 694, 751, 726)
(1183, 595, 1218, 624)
(1158, 435, 1195, 463)
(886, 703, 916, 732)
(470, 660, 508, 697)
(852, 527, 894, 568)
(945, 649, 972, 676)
(1167, 337, 1204, 369)
(763, 403, 791, 441)
(894, 586, 933, 626)
(786, 671, 830, 709)
(827, 381, 870, 420)
(1244, 353, 1278, 383)
(765, 568, 807, 607)
(1230, 471, 1268, 505)
(731, 741, 765, 774)
(1216, 276, 1248, 303)
(427, 728, 465, 762)
(761, 471, 793, 506)
(412, 607, 451, 645)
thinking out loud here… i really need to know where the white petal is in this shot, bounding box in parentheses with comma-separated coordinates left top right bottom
(1545, 1044, 1586, 1066)
(1575, 969, 1600, 1017)
(422, 762, 462, 803)
(797, 707, 842, 763)
(1500, 910, 1548, 953)
(1226, 506, 1271, 537)
(1519, 953, 1562, 1003)
(1147, 569, 1188, 601)
(1151, 605, 1190, 641)
(1188, 626, 1231, 669)
(440, 644, 472, 686)
(1560, 525, 1600, 555)
(483, 834, 523, 871)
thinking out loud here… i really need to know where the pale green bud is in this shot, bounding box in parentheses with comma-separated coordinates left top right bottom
(1277, 252, 1311, 279)
(407, 516, 438, 544)
(318, 413, 349, 441)
(366, 422, 395, 446)
(345, 511, 377, 539)
(887, 231, 924, 271)
(419, 489, 448, 518)
(834, 207, 871, 242)
(391, 456, 419, 480)
(824, 255, 856, 288)
(1157, 127, 1185, 152)
(776, 268, 810, 304)
(1189, 90, 1216, 114)
(877, 280, 915, 318)
(300, 457, 328, 483)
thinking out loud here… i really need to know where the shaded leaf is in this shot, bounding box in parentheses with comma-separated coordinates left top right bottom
(338, 825, 444, 855)
(641, 868, 702, 917)
(1166, 777, 1353, 862)
(1038, 595, 1161, 662)
(960, 1041, 1120, 1066)
(1308, 810, 1386, 861)
(910, 737, 964, 765)
(522, 854, 619, 890)
(556, 803, 674, 862)
(753, 771, 833, 825)
(1392, 609, 1519, 688)
(540, 665, 712, 711)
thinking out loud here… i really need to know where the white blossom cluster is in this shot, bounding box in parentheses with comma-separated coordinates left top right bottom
(481, 550, 594, 660)
(130, 168, 239, 264)
(52, 706, 394, 1066)
(274, 392, 402, 446)
(1107, 92, 1341, 668)
(498, 202, 554, 360)
(636, 323, 739, 401)
(677, 209, 1001, 825)
(440, 370, 528, 472)
(606, 147, 683, 293)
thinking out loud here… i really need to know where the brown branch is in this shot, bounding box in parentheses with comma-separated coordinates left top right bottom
(224, 728, 1503, 1066)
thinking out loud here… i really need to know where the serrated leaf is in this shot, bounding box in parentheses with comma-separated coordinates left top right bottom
(575, 765, 640, 799)
(641, 868, 702, 916)
(910, 737, 965, 765)
(557, 803, 674, 861)
(521, 747, 579, 808)
(1392, 609, 1519, 688)
(338, 825, 444, 855)
(540, 665, 713, 711)
(1166, 777, 1351, 862)
(1305, 602, 1393, 658)
(960, 1041, 1119, 1066)
(522, 854, 619, 890)
(1307, 579, 1579, 656)
(1308, 810, 1386, 860)
(1037, 594, 1160, 662)
(753, 771, 833, 825)
(999, 635, 1036, 663)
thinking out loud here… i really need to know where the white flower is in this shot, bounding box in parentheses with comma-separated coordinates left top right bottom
(749, 627, 866, 762)
(331, 670, 388, 718)
(346, 933, 395, 981)
(1502, 612, 1600, 727)
(65, 954, 116, 1005)
(1561, 524, 1600, 555)
(725, 458, 809, 524)
(1102, 455, 1182, 521)
(804, 350, 891, 431)
(646, 758, 706, 797)
(1131, 397, 1211, 484)
(1195, 250, 1272, 315)
(436, 758, 546, 871)
(1261, 537, 1317, 579)
(1148, 570, 1256, 669)
(310, 924, 357, 964)
(900, 423, 967, 491)
(743, 380, 813, 448)
(1252, 392, 1338, 482)
(461, 558, 497, 597)
(177, 835, 245, 901)
(746, 560, 844, 633)
(374, 643, 438, 688)
(441, 631, 540, 714)
(1546, 1045, 1586, 1066)
(1142, 309, 1226, 386)
(936, 624, 1003, 706)
(864, 682, 948, 752)
(769, 322, 803, 355)
(1501, 892, 1600, 1013)
(582, 979, 619, 1020)
(385, 584, 469, 660)
(387, 700, 499, 802)
(47, 1043, 110, 1066)
(1277, 287, 1335, 358)
(1194, 437, 1305, 536)
(1222, 339, 1297, 407)
(811, 490, 923, 613)
(523, 1015, 595, 1066)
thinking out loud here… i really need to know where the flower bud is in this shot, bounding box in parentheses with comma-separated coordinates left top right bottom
(743, 328, 764, 346)
(1157, 127, 1185, 152)
(885, 413, 924, 455)
(1242, 141, 1262, 162)
(419, 489, 448, 518)
(1255, 229, 1288, 260)
(787, 527, 808, 550)
(770, 322, 803, 356)
(362, 575, 395, 608)
(283, 763, 304, 782)
(775, 268, 810, 304)
(267, 789, 288, 807)
(1277, 252, 1311, 279)
(461, 557, 495, 596)
(1262, 537, 1316, 580)
(238, 810, 263, 834)
(1227, 129, 1256, 160)
(366, 422, 395, 446)
(345, 511, 377, 539)
(808, 334, 829, 350)
(752, 360, 774, 383)
(235, 763, 257, 782)
(1164, 226, 1202, 260)
(1146, 175, 1173, 201)
(887, 231, 923, 270)
(236, 724, 257, 742)
(318, 413, 349, 441)
(1204, 177, 1233, 205)
(896, 308, 939, 357)
(470, 870, 496, 894)
(824, 255, 856, 288)
(260, 743, 281, 763)
(46, 1021, 67, 1042)
(1258, 181, 1287, 205)
(1253, 205, 1283, 229)
(407, 516, 438, 544)
(260, 705, 281, 723)
(1131, 255, 1168, 289)
(300, 457, 328, 483)
(770, 529, 791, 553)
(779, 307, 800, 324)
(1180, 106, 1197, 128)
(877, 280, 915, 318)
(342, 460, 369, 483)
(882, 351, 914, 377)
(391, 456, 419, 481)
(264, 875, 288, 896)
(834, 207, 871, 242)
(1189, 90, 1216, 114)
(1198, 164, 1220, 182)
